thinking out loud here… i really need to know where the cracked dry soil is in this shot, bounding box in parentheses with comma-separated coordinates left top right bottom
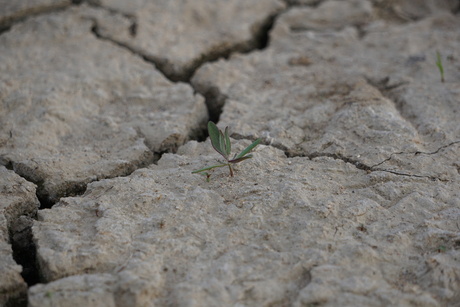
(1, 0, 459, 306)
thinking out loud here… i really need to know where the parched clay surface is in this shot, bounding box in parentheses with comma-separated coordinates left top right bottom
(0, 0, 458, 306)
(376, 0, 460, 20)
(31, 142, 460, 306)
(0, 0, 71, 29)
(0, 213, 26, 307)
(91, 0, 286, 81)
(0, 5, 207, 204)
(0, 166, 39, 306)
(192, 5, 460, 182)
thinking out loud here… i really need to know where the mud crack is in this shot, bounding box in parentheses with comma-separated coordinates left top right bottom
(89, 4, 285, 83)
(413, 141, 460, 156)
(0, 2, 72, 33)
(370, 141, 460, 169)
(282, 141, 459, 182)
(10, 216, 40, 289)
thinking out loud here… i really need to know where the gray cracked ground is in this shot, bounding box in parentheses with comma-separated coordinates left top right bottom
(0, 5, 207, 205)
(192, 4, 460, 181)
(0, 166, 39, 305)
(0, 0, 459, 306)
(89, 0, 286, 81)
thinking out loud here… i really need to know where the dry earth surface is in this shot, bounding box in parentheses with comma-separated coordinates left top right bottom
(0, 0, 459, 306)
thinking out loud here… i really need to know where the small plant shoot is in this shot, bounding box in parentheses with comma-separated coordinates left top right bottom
(192, 121, 261, 179)
(436, 51, 445, 83)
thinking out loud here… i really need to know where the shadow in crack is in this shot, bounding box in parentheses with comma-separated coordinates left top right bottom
(10, 216, 40, 288)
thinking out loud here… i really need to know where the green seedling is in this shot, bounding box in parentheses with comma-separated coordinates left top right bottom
(436, 51, 445, 83)
(437, 245, 447, 253)
(192, 121, 261, 178)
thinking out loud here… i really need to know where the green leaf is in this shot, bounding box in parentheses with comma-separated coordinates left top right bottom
(192, 163, 228, 174)
(235, 138, 261, 159)
(219, 129, 227, 156)
(208, 122, 228, 159)
(193, 124, 260, 178)
(224, 126, 231, 157)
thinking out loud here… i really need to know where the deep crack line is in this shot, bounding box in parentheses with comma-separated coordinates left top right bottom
(280, 142, 456, 182)
(414, 140, 460, 156)
(87, 3, 286, 127)
(369, 140, 460, 169)
(89, 22, 164, 75)
(0, 3, 73, 34)
(303, 152, 373, 172)
(369, 151, 404, 169)
(85, 1, 137, 23)
(88, 5, 286, 82)
(10, 217, 40, 288)
(371, 169, 440, 181)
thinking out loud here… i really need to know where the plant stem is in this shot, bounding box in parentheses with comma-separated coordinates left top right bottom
(228, 164, 234, 177)
(436, 51, 445, 83)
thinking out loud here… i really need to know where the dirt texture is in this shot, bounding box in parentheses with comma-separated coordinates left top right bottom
(89, 0, 286, 81)
(0, 6, 207, 205)
(0, 0, 459, 306)
(0, 166, 39, 306)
